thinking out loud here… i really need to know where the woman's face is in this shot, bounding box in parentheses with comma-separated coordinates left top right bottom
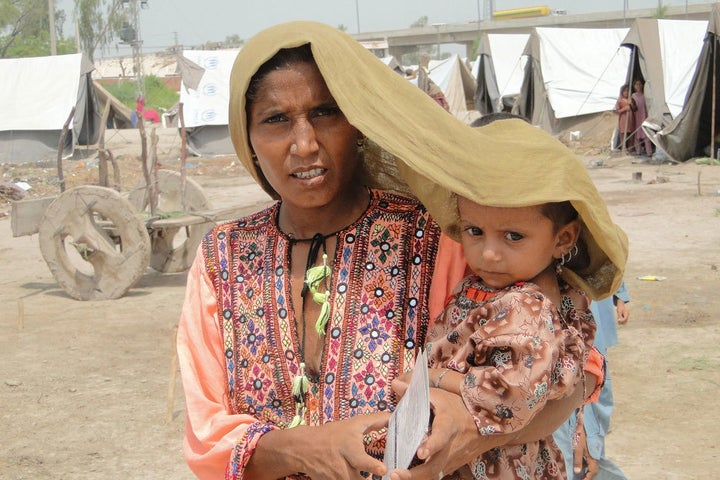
(247, 61, 360, 210)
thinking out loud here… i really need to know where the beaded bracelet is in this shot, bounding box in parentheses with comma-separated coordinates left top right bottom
(434, 368, 451, 389)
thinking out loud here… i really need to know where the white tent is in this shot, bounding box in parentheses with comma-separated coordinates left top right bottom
(0, 53, 100, 163)
(427, 54, 478, 122)
(636, 7, 720, 162)
(514, 27, 630, 132)
(622, 18, 708, 127)
(381, 55, 405, 75)
(474, 33, 529, 114)
(180, 49, 240, 156)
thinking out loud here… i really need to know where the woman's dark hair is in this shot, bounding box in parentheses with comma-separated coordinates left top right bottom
(245, 44, 315, 109)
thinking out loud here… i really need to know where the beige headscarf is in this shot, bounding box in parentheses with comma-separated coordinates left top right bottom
(228, 21, 628, 300)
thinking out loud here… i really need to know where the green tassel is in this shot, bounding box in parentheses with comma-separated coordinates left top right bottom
(292, 363, 310, 398)
(305, 264, 330, 292)
(305, 253, 331, 335)
(288, 410, 306, 428)
(315, 299, 330, 335)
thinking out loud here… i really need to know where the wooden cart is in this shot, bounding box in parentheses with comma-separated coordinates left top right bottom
(9, 101, 263, 300)
(11, 168, 253, 300)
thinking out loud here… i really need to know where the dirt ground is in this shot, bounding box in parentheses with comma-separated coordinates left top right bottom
(1, 127, 718, 479)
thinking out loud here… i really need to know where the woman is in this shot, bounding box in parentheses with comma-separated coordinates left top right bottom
(631, 80, 653, 157)
(178, 21, 627, 480)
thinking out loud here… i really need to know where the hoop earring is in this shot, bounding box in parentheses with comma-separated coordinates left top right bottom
(356, 135, 366, 152)
(559, 244, 579, 266)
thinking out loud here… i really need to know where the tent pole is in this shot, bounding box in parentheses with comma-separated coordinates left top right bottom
(712, 36, 717, 162)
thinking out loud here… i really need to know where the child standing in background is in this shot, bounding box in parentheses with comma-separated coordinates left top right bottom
(631, 80, 653, 157)
(614, 84, 634, 153)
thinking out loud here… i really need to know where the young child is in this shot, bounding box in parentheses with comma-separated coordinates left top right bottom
(615, 84, 635, 153)
(422, 114, 613, 479)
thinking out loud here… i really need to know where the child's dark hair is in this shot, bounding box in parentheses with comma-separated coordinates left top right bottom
(470, 112, 528, 128)
(541, 201, 577, 232)
(542, 201, 589, 271)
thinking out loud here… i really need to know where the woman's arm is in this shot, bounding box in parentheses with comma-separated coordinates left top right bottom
(178, 253, 268, 479)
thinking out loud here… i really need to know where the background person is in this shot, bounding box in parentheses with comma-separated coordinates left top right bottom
(631, 80, 653, 158)
(614, 85, 634, 153)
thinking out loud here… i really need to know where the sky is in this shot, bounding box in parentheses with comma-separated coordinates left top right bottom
(55, 0, 704, 57)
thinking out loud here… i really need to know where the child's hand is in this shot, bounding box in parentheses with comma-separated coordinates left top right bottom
(572, 411, 599, 479)
(615, 299, 629, 325)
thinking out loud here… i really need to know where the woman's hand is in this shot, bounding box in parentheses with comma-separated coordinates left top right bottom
(389, 378, 505, 480)
(246, 412, 390, 480)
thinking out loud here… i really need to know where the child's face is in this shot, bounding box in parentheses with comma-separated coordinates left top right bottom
(457, 197, 569, 289)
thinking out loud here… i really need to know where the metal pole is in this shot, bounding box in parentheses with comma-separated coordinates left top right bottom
(355, 0, 360, 33)
(131, 0, 145, 96)
(47, 0, 57, 55)
(476, 0, 481, 22)
(623, 0, 628, 27)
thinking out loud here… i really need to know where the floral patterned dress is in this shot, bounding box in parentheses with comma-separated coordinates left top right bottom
(426, 277, 596, 479)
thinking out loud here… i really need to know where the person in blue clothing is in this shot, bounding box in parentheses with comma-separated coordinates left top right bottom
(553, 282, 630, 479)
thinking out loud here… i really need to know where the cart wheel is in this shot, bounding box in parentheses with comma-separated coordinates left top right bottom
(128, 169, 213, 273)
(38, 186, 151, 301)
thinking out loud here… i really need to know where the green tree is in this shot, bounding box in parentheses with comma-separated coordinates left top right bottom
(410, 16, 428, 28)
(0, 0, 72, 57)
(75, 0, 126, 62)
(223, 34, 244, 48)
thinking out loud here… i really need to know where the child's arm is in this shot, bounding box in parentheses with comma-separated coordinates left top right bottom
(448, 289, 584, 434)
(430, 368, 462, 395)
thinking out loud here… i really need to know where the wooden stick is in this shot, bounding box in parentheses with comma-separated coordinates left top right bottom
(712, 36, 717, 162)
(150, 127, 160, 214)
(56, 107, 76, 193)
(178, 102, 188, 212)
(138, 116, 155, 216)
(698, 171, 702, 196)
(166, 326, 179, 423)
(98, 97, 112, 187)
(17, 299, 24, 331)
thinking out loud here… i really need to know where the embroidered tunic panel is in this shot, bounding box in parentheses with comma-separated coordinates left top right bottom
(202, 189, 440, 463)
